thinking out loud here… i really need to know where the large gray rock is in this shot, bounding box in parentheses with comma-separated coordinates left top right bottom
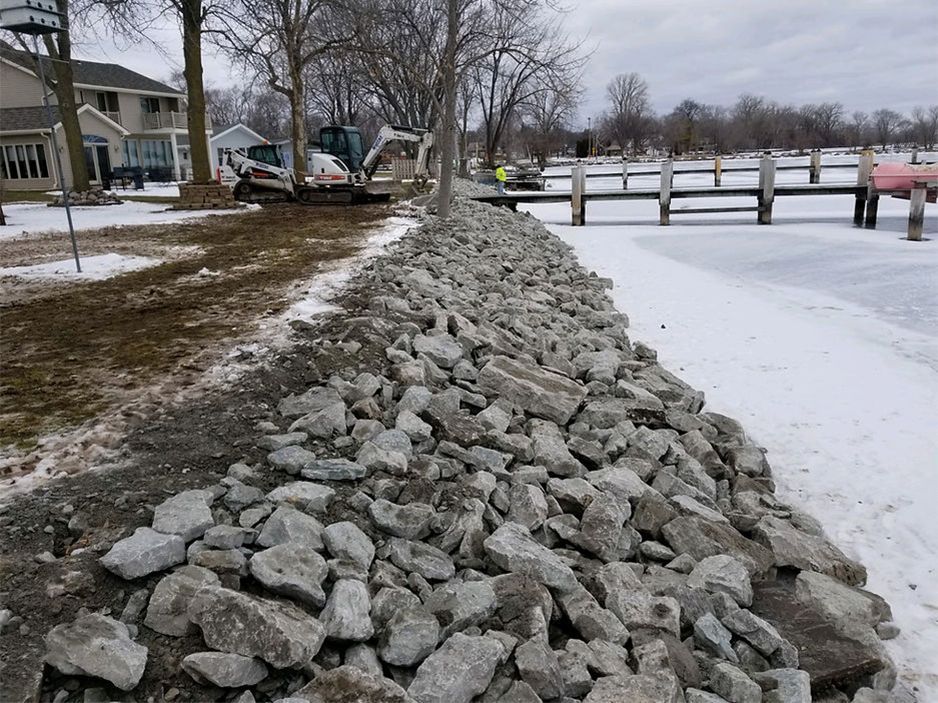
(378, 606, 440, 666)
(709, 662, 762, 703)
(661, 516, 773, 577)
(793, 571, 888, 631)
(483, 522, 578, 593)
(187, 585, 325, 668)
(257, 506, 325, 550)
(753, 516, 867, 586)
(754, 669, 810, 703)
(151, 489, 215, 542)
(530, 420, 584, 477)
(407, 632, 504, 703)
(388, 538, 455, 581)
(292, 665, 412, 703)
(301, 458, 368, 481)
(320, 578, 374, 641)
(267, 445, 317, 475)
(144, 565, 220, 636)
(369, 499, 435, 539)
(478, 355, 587, 425)
(288, 401, 347, 438)
(424, 580, 497, 639)
(604, 589, 680, 637)
(507, 483, 548, 531)
(556, 584, 629, 644)
(687, 554, 753, 607)
(266, 482, 335, 513)
(323, 521, 375, 569)
(584, 674, 683, 703)
(279, 386, 343, 419)
(414, 334, 463, 368)
(44, 614, 147, 691)
(574, 490, 628, 562)
(514, 638, 564, 700)
(181, 652, 268, 687)
(694, 612, 738, 662)
(249, 543, 328, 607)
(100, 527, 185, 579)
(722, 608, 784, 655)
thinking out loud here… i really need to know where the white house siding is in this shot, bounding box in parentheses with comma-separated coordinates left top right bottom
(0, 110, 125, 191)
(209, 126, 267, 173)
(0, 60, 46, 108)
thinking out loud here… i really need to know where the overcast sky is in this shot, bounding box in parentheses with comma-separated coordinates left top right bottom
(74, 0, 938, 127)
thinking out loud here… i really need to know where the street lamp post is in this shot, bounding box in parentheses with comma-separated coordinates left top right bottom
(587, 116, 592, 159)
(1, 0, 82, 272)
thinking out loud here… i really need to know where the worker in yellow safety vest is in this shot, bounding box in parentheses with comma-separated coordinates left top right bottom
(495, 165, 507, 194)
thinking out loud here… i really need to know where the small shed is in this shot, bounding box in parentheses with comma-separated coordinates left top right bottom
(209, 124, 268, 173)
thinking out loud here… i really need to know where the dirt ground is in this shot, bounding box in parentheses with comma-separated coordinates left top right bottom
(0, 194, 409, 701)
(0, 200, 393, 476)
(0, 278, 396, 702)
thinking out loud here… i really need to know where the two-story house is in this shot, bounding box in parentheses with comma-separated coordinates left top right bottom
(0, 43, 212, 190)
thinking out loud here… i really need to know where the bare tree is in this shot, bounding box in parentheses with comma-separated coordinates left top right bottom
(871, 108, 905, 149)
(603, 72, 651, 155)
(213, 0, 347, 178)
(910, 106, 938, 150)
(847, 111, 869, 148)
(520, 76, 579, 167)
(471, 0, 584, 166)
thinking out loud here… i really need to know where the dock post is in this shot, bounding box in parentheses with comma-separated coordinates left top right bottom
(911, 147, 919, 164)
(572, 166, 586, 226)
(622, 159, 629, 190)
(758, 153, 776, 224)
(854, 150, 874, 226)
(809, 150, 821, 184)
(907, 187, 926, 241)
(659, 159, 673, 225)
(713, 155, 722, 187)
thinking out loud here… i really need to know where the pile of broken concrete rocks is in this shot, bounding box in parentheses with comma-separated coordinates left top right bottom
(44, 196, 903, 703)
(50, 187, 122, 207)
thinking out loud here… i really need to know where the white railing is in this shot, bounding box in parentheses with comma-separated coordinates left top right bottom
(143, 112, 212, 130)
(101, 111, 122, 125)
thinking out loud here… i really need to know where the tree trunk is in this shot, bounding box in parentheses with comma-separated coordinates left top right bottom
(436, 0, 457, 219)
(181, 0, 211, 184)
(41, 18, 89, 192)
(289, 64, 307, 181)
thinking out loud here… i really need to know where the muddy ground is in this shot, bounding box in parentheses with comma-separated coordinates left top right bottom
(0, 200, 393, 475)
(0, 278, 394, 701)
(0, 198, 405, 700)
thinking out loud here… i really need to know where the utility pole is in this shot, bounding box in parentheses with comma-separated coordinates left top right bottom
(587, 116, 592, 159)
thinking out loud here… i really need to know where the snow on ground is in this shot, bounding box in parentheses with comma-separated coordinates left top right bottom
(521, 174, 938, 697)
(0, 253, 161, 281)
(0, 200, 256, 240)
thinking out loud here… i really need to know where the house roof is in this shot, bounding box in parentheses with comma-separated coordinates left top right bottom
(0, 105, 61, 131)
(1, 44, 183, 97)
(210, 123, 268, 143)
(0, 104, 129, 135)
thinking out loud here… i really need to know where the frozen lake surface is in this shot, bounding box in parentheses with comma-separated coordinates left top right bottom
(522, 161, 938, 698)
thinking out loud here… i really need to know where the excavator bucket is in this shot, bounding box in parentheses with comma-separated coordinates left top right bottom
(362, 182, 393, 202)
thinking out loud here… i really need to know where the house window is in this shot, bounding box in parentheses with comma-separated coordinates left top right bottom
(141, 139, 173, 168)
(1, 143, 49, 179)
(139, 96, 160, 114)
(122, 140, 140, 167)
(95, 91, 119, 113)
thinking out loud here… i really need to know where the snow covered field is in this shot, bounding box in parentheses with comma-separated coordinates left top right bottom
(522, 163, 938, 697)
(0, 200, 251, 240)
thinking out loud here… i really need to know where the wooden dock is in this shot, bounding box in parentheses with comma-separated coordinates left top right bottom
(472, 153, 933, 240)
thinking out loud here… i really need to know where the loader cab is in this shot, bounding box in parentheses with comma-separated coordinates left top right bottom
(319, 126, 365, 172)
(246, 144, 285, 169)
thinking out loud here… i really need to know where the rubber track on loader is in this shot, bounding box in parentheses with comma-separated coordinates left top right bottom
(296, 186, 391, 205)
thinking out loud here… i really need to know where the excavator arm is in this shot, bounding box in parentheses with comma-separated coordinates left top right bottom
(361, 125, 434, 183)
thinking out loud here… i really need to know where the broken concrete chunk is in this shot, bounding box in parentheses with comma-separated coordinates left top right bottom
(478, 355, 587, 425)
(151, 489, 214, 542)
(181, 651, 268, 688)
(407, 632, 504, 703)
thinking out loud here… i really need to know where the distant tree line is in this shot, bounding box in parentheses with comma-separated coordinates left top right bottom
(597, 72, 938, 156)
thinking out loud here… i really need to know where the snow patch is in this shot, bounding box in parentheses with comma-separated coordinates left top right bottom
(0, 253, 162, 281)
(0, 200, 255, 240)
